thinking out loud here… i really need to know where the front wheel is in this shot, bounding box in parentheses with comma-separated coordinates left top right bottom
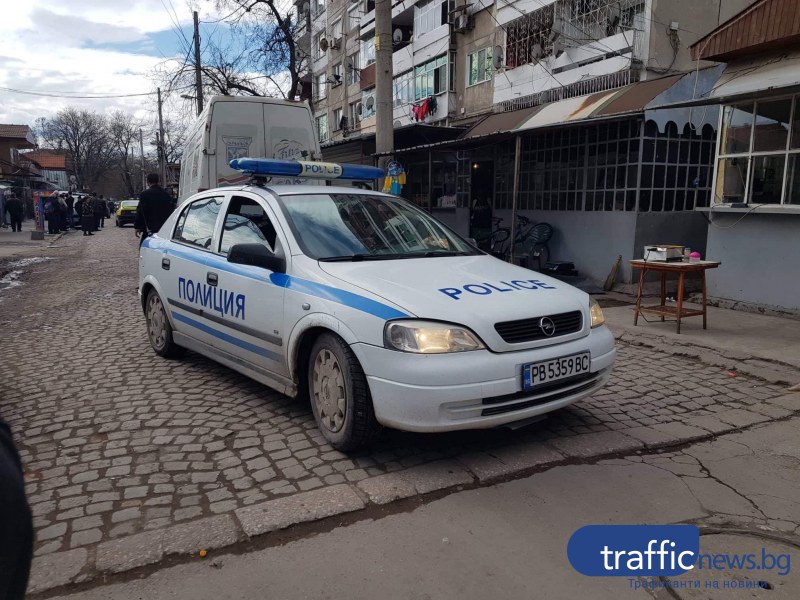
(145, 289, 183, 358)
(308, 333, 381, 451)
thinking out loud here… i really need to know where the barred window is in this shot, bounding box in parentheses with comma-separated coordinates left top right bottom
(505, 5, 553, 69)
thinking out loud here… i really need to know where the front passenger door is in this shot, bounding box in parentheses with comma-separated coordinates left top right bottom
(204, 194, 288, 377)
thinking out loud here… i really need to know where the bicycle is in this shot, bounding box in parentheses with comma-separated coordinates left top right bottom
(473, 217, 511, 257)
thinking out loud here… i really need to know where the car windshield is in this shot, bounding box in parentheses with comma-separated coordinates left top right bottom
(278, 193, 479, 261)
(121, 201, 138, 208)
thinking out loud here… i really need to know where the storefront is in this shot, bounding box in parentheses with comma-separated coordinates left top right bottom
(688, 0, 800, 314)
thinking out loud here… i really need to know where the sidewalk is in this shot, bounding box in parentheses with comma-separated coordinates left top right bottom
(0, 218, 68, 261)
(602, 300, 800, 386)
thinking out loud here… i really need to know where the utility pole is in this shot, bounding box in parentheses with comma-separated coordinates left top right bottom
(139, 127, 146, 193)
(374, 0, 393, 174)
(157, 87, 166, 186)
(192, 11, 204, 115)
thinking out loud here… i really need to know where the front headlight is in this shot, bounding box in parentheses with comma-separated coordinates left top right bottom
(590, 297, 605, 328)
(384, 320, 485, 353)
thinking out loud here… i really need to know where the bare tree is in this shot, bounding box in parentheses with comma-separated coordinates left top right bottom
(156, 0, 308, 101)
(108, 111, 146, 197)
(36, 108, 116, 189)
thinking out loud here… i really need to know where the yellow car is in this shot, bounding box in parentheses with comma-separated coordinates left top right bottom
(115, 200, 139, 227)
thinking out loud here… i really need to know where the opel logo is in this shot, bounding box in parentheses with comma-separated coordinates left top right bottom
(539, 317, 556, 337)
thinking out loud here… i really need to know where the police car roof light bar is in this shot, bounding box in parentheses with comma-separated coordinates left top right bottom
(230, 158, 384, 181)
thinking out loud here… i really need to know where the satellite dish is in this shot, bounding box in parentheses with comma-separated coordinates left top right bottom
(493, 45, 504, 69)
(530, 43, 543, 61)
(393, 120, 402, 128)
(365, 96, 375, 111)
(319, 37, 329, 52)
(302, 2, 310, 12)
(392, 28, 403, 43)
(356, 101, 364, 116)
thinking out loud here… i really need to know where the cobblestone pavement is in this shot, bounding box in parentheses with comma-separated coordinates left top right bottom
(0, 226, 795, 591)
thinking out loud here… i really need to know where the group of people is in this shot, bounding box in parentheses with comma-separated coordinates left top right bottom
(43, 192, 112, 236)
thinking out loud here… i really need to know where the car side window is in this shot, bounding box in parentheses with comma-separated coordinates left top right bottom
(173, 197, 223, 249)
(219, 196, 279, 255)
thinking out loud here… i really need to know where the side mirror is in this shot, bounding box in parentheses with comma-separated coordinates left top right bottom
(227, 243, 285, 273)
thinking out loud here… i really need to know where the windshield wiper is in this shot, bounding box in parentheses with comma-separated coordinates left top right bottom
(421, 250, 476, 257)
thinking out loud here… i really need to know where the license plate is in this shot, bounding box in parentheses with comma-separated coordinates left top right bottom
(522, 352, 591, 390)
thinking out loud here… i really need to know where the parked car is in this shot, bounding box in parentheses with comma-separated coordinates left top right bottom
(115, 200, 139, 227)
(138, 158, 616, 451)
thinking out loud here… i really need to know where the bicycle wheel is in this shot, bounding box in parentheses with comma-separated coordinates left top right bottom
(489, 228, 510, 256)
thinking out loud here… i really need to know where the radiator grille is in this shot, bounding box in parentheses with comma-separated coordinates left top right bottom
(495, 310, 582, 344)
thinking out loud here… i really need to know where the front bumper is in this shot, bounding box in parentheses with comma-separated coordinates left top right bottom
(351, 326, 616, 432)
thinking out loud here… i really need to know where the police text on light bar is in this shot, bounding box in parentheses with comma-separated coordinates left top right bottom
(230, 158, 384, 181)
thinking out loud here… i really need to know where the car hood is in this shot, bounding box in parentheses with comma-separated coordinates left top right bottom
(318, 255, 590, 352)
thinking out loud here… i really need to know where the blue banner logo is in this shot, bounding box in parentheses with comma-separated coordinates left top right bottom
(568, 525, 700, 577)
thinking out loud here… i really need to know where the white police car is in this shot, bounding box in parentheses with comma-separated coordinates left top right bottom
(139, 158, 616, 451)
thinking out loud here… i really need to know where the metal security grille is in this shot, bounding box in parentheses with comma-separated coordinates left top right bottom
(495, 310, 583, 343)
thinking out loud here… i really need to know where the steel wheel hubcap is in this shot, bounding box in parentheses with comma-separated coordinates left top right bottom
(147, 296, 167, 350)
(312, 349, 346, 433)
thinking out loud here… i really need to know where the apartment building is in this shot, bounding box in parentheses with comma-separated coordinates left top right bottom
(303, 0, 754, 284)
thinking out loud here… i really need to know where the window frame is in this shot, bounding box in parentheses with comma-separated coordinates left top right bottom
(217, 194, 281, 257)
(316, 114, 329, 142)
(713, 94, 800, 206)
(414, 54, 448, 101)
(172, 195, 224, 251)
(467, 47, 493, 87)
(333, 107, 343, 131)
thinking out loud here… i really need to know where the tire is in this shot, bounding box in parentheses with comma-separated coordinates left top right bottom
(145, 289, 183, 358)
(308, 333, 381, 451)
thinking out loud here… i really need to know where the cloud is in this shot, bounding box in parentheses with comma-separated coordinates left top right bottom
(28, 8, 146, 45)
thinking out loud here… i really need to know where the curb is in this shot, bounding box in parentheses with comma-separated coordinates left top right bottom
(27, 403, 800, 596)
(609, 328, 800, 387)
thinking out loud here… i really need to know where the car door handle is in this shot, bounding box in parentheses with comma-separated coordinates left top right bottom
(161, 258, 170, 270)
(207, 272, 218, 286)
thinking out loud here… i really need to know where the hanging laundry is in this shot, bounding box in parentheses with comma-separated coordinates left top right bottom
(412, 98, 430, 121)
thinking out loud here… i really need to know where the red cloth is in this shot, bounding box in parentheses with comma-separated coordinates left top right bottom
(412, 98, 430, 121)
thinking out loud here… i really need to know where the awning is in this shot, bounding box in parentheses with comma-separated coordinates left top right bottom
(647, 50, 800, 110)
(375, 71, 716, 156)
(515, 74, 681, 132)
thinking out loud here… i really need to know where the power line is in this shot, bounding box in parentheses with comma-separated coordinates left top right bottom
(0, 86, 155, 99)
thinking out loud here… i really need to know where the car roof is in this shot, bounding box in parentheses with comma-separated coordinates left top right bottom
(232, 184, 394, 198)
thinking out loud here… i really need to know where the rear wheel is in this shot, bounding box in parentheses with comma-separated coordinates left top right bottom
(308, 333, 381, 451)
(145, 289, 183, 358)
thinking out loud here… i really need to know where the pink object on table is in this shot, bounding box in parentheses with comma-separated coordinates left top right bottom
(689, 251, 701, 263)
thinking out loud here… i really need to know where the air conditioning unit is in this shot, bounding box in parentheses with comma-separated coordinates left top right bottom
(453, 12, 473, 33)
(329, 37, 341, 50)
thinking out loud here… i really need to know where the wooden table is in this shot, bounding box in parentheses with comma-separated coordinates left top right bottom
(629, 260, 721, 334)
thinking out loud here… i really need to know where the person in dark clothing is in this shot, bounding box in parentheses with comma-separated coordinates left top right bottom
(81, 195, 95, 235)
(135, 173, 176, 245)
(5, 194, 23, 232)
(0, 418, 33, 600)
(74, 196, 84, 229)
(44, 196, 59, 234)
(92, 193, 104, 230)
(65, 194, 75, 229)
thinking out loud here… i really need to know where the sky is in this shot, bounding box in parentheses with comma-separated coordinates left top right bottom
(0, 0, 222, 129)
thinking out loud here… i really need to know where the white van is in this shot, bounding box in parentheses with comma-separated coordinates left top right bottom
(178, 96, 321, 202)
